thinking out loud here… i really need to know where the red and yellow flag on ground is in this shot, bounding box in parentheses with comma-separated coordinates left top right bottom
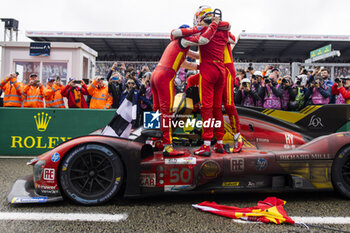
(192, 197, 294, 224)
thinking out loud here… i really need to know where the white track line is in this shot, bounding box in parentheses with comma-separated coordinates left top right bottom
(0, 212, 128, 222)
(233, 217, 350, 224)
(0, 156, 35, 159)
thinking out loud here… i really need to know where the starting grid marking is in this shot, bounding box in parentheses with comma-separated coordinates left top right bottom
(0, 212, 128, 222)
(233, 216, 350, 225)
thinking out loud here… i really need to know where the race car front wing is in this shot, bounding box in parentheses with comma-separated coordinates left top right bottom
(8, 175, 63, 204)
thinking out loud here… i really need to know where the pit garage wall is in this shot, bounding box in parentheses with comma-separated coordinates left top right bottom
(0, 108, 115, 156)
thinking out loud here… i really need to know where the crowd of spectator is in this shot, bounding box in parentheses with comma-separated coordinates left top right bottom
(0, 62, 154, 127)
(95, 61, 157, 76)
(1, 62, 350, 126)
(97, 55, 161, 62)
(233, 65, 350, 110)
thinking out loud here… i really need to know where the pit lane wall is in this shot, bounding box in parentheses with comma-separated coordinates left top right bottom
(0, 108, 115, 156)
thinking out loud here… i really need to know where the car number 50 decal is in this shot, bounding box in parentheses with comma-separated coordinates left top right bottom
(166, 167, 193, 185)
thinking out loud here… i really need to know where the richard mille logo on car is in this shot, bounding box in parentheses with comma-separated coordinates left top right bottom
(278, 153, 332, 160)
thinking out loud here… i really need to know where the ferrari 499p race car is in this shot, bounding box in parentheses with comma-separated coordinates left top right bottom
(7, 104, 350, 206)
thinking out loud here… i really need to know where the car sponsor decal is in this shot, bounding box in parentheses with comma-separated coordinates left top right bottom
(43, 168, 55, 181)
(277, 153, 332, 160)
(222, 182, 239, 187)
(164, 157, 196, 165)
(11, 197, 47, 203)
(164, 185, 193, 192)
(35, 183, 57, 190)
(284, 133, 296, 149)
(51, 152, 60, 162)
(247, 181, 265, 187)
(140, 173, 156, 187)
(308, 115, 324, 128)
(230, 158, 244, 172)
(254, 158, 268, 170)
(200, 161, 220, 178)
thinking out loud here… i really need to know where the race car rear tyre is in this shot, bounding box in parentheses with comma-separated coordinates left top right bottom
(59, 144, 124, 205)
(332, 145, 350, 199)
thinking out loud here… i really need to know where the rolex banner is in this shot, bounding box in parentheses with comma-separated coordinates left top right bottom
(0, 108, 115, 156)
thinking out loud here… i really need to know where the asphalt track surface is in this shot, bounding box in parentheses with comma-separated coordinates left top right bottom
(1, 158, 350, 233)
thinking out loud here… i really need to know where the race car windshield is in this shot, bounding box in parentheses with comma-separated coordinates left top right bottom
(129, 127, 144, 140)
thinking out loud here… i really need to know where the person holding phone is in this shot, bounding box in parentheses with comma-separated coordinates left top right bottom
(0, 72, 23, 107)
(108, 72, 124, 109)
(87, 76, 113, 109)
(22, 73, 45, 108)
(61, 77, 88, 108)
(44, 77, 65, 108)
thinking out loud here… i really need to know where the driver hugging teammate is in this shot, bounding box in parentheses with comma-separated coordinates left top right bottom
(151, 5, 243, 157)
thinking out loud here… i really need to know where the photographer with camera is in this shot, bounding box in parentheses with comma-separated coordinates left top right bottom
(234, 69, 246, 90)
(138, 65, 151, 80)
(332, 77, 350, 104)
(22, 73, 44, 108)
(235, 78, 260, 107)
(125, 68, 142, 90)
(61, 77, 88, 108)
(245, 63, 255, 79)
(140, 72, 153, 110)
(262, 64, 274, 77)
(44, 76, 65, 108)
(251, 71, 263, 107)
(293, 74, 309, 110)
(280, 76, 293, 110)
(0, 72, 23, 107)
(108, 71, 124, 109)
(120, 78, 153, 127)
(87, 76, 113, 109)
(305, 77, 331, 105)
(258, 72, 283, 110)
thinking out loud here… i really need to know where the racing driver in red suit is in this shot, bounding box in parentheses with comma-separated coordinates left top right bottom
(185, 38, 243, 153)
(151, 17, 220, 157)
(173, 6, 235, 156)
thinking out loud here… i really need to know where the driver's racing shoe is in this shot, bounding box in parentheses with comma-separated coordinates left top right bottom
(194, 145, 211, 157)
(233, 133, 243, 153)
(212, 143, 225, 153)
(163, 145, 185, 157)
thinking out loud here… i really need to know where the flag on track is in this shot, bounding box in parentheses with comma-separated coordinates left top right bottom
(192, 197, 294, 224)
(101, 90, 137, 138)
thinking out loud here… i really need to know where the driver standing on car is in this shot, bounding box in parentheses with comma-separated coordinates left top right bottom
(151, 18, 220, 157)
(174, 6, 231, 156)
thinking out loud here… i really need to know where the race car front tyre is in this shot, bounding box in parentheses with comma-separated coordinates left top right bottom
(59, 144, 124, 205)
(332, 145, 350, 199)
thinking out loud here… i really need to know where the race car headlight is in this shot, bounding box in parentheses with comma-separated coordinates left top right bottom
(33, 160, 46, 182)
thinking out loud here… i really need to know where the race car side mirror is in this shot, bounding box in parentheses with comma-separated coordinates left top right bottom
(141, 129, 163, 138)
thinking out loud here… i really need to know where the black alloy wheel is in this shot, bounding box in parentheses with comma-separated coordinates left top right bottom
(60, 144, 124, 205)
(332, 145, 350, 199)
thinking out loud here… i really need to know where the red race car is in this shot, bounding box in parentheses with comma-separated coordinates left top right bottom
(7, 105, 350, 205)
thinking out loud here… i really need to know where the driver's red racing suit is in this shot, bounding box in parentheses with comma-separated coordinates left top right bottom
(151, 22, 218, 145)
(186, 40, 240, 136)
(176, 21, 233, 142)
